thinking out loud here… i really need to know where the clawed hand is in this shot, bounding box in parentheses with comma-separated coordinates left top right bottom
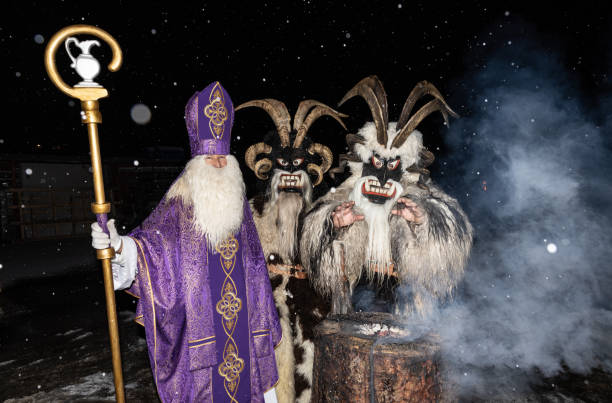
(391, 197, 425, 224)
(332, 201, 365, 228)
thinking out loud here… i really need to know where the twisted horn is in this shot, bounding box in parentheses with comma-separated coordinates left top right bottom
(307, 143, 333, 173)
(306, 163, 324, 186)
(244, 142, 272, 179)
(293, 100, 328, 132)
(346, 133, 366, 147)
(392, 81, 459, 148)
(391, 98, 458, 149)
(236, 99, 292, 147)
(338, 76, 389, 146)
(294, 105, 347, 148)
(293, 100, 348, 148)
(254, 158, 273, 180)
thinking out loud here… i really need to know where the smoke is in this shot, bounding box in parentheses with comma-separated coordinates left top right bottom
(406, 28, 612, 398)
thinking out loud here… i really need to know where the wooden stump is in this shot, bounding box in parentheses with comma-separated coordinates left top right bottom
(312, 312, 441, 403)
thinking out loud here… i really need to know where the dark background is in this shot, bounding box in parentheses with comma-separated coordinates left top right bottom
(4, 1, 610, 184)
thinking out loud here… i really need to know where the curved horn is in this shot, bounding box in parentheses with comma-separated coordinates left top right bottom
(391, 98, 458, 149)
(254, 158, 274, 180)
(244, 142, 272, 177)
(338, 76, 389, 146)
(306, 163, 324, 186)
(236, 99, 291, 147)
(392, 81, 459, 148)
(307, 143, 333, 173)
(294, 104, 347, 148)
(293, 100, 328, 132)
(346, 133, 366, 147)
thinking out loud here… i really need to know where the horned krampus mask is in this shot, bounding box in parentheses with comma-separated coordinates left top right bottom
(336, 76, 458, 203)
(238, 99, 347, 197)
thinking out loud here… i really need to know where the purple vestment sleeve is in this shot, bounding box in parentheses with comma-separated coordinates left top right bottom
(125, 196, 280, 402)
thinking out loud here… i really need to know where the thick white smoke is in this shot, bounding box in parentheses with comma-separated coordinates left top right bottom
(401, 30, 612, 399)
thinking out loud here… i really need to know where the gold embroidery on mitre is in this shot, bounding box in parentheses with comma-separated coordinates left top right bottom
(214, 234, 244, 403)
(203, 82, 229, 140)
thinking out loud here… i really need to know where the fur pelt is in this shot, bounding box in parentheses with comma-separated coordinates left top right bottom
(166, 155, 245, 248)
(300, 154, 473, 316)
(249, 166, 330, 402)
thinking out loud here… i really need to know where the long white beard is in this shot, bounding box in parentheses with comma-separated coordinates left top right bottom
(275, 192, 304, 260)
(350, 176, 403, 272)
(167, 155, 245, 248)
(267, 169, 312, 261)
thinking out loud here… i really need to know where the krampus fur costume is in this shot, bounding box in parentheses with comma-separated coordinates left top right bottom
(300, 76, 473, 316)
(237, 99, 346, 403)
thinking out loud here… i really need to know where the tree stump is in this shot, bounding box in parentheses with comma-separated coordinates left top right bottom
(312, 312, 441, 402)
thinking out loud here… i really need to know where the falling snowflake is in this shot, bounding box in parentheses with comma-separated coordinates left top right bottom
(133, 160, 140, 166)
(25, 168, 33, 175)
(34, 34, 45, 44)
(546, 243, 558, 254)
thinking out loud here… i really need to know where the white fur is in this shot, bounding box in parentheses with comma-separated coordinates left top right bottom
(252, 169, 313, 262)
(166, 155, 245, 248)
(271, 275, 296, 403)
(294, 315, 315, 403)
(350, 176, 403, 272)
(353, 122, 423, 167)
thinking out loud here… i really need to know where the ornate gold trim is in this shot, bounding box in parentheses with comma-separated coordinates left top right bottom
(133, 238, 157, 386)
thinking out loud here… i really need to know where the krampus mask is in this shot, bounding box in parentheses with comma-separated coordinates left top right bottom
(239, 99, 347, 199)
(336, 76, 459, 201)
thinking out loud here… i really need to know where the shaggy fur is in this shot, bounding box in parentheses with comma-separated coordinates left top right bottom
(353, 122, 423, 168)
(250, 167, 329, 403)
(166, 155, 245, 248)
(270, 275, 296, 403)
(252, 169, 312, 264)
(300, 123, 473, 316)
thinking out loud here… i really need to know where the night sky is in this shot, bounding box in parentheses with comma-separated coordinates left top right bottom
(4, 2, 610, 164)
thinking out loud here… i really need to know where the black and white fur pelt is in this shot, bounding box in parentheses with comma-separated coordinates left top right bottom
(238, 99, 344, 403)
(300, 77, 473, 317)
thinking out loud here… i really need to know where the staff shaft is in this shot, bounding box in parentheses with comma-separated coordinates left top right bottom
(83, 101, 125, 403)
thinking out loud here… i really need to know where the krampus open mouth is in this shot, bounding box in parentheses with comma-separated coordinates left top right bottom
(361, 179, 396, 204)
(278, 173, 304, 193)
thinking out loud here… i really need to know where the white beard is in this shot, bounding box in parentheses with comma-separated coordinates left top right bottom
(350, 176, 403, 271)
(166, 155, 245, 248)
(267, 169, 313, 261)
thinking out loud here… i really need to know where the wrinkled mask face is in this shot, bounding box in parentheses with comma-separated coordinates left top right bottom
(359, 153, 403, 204)
(273, 147, 309, 194)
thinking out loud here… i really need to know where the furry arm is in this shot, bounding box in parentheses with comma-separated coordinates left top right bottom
(390, 183, 473, 301)
(300, 200, 343, 295)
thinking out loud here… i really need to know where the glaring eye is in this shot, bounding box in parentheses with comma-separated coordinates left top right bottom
(293, 158, 304, 166)
(371, 155, 383, 169)
(387, 159, 400, 170)
(277, 158, 289, 167)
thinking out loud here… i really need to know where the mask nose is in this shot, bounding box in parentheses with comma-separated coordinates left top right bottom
(373, 168, 388, 187)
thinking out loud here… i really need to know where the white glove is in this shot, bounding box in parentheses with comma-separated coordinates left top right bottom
(91, 219, 138, 290)
(264, 388, 278, 403)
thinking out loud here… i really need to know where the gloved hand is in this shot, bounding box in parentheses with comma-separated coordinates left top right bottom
(91, 218, 121, 249)
(91, 219, 137, 290)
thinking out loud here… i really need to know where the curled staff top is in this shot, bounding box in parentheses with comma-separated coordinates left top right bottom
(44, 24, 123, 101)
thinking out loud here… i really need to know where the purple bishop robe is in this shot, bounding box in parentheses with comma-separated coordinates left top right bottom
(125, 195, 281, 402)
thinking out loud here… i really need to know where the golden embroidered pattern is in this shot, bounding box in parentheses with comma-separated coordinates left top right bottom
(204, 82, 229, 140)
(215, 235, 244, 403)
